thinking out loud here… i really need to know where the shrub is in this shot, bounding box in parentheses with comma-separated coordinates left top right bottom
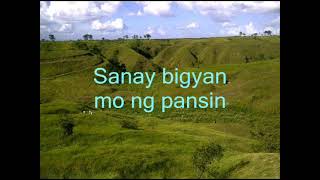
(115, 156, 174, 179)
(250, 118, 280, 152)
(89, 45, 102, 55)
(58, 114, 75, 136)
(132, 60, 146, 72)
(192, 142, 224, 178)
(105, 52, 126, 74)
(207, 160, 250, 179)
(73, 41, 88, 50)
(120, 119, 138, 130)
(129, 39, 143, 50)
(258, 53, 265, 60)
(55, 109, 70, 114)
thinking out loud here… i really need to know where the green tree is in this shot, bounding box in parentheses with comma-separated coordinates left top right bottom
(105, 50, 127, 77)
(83, 34, 93, 40)
(245, 55, 250, 63)
(129, 38, 142, 50)
(123, 35, 129, 39)
(49, 34, 55, 41)
(58, 114, 75, 136)
(88, 34, 93, 40)
(83, 34, 89, 40)
(120, 119, 138, 130)
(264, 30, 272, 36)
(145, 34, 151, 40)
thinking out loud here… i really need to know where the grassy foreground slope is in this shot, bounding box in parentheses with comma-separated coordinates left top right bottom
(40, 36, 280, 179)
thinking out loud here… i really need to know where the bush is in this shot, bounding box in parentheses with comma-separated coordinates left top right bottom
(58, 114, 75, 136)
(105, 51, 126, 75)
(115, 156, 174, 179)
(207, 160, 249, 179)
(250, 118, 280, 152)
(192, 142, 224, 178)
(73, 41, 88, 50)
(258, 53, 265, 60)
(120, 119, 138, 130)
(129, 39, 143, 50)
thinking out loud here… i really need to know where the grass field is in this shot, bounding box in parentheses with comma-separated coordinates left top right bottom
(40, 36, 280, 179)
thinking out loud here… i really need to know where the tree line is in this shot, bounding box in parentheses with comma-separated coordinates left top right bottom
(44, 33, 152, 42)
(42, 30, 276, 42)
(239, 30, 273, 37)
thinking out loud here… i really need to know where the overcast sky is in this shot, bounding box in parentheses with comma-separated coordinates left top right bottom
(40, 1, 280, 40)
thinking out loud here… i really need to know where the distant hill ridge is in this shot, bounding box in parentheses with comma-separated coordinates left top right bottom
(40, 36, 280, 75)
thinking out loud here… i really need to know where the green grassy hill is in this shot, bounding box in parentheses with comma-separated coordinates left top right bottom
(153, 37, 280, 68)
(40, 36, 280, 179)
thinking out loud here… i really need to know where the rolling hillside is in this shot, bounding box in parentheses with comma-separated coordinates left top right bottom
(153, 37, 280, 68)
(40, 36, 280, 179)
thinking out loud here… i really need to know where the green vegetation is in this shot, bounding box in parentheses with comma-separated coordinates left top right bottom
(40, 36, 280, 179)
(58, 114, 75, 136)
(120, 119, 139, 130)
(192, 142, 224, 178)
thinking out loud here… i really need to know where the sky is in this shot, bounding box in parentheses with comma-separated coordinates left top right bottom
(40, 1, 280, 40)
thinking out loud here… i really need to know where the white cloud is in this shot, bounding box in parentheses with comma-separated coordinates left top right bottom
(220, 20, 280, 36)
(244, 22, 258, 35)
(145, 26, 166, 36)
(100, 1, 121, 14)
(221, 22, 237, 28)
(145, 27, 154, 34)
(128, 10, 143, 16)
(91, 18, 125, 31)
(268, 16, 280, 27)
(221, 26, 241, 36)
(40, 1, 51, 25)
(264, 16, 280, 34)
(127, 12, 135, 16)
(40, 1, 122, 36)
(137, 11, 143, 16)
(40, 1, 122, 24)
(177, 22, 199, 30)
(158, 28, 166, 36)
(194, 1, 236, 22)
(58, 24, 73, 33)
(220, 22, 240, 35)
(40, 24, 51, 33)
(133, 1, 280, 23)
(175, 1, 193, 10)
(176, 1, 280, 22)
(271, 16, 280, 25)
(186, 22, 199, 29)
(40, 23, 73, 34)
(41, 1, 98, 23)
(220, 21, 258, 36)
(237, 1, 280, 13)
(264, 26, 274, 31)
(40, 2, 49, 17)
(40, 1, 280, 39)
(138, 1, 173, 17)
